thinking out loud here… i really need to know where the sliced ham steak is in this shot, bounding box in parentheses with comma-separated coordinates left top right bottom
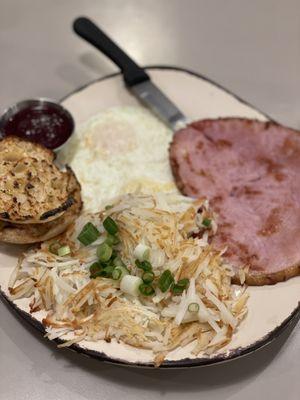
(170, 118, 300, 285)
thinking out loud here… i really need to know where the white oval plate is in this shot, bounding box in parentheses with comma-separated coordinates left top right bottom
(0, 67, 299, 368)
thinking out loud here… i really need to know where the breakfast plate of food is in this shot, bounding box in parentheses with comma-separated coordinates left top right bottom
(0, 18, 299, 368)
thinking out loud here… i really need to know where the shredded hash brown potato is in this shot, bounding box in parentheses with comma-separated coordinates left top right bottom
(9, 192, 248, 366)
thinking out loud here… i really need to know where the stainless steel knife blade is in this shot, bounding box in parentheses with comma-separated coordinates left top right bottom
(130, 80, 188, 131)
(73, 18, 188, 131)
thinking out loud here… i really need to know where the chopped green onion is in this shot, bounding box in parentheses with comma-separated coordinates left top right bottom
(188, 302, 200, 312)
(134, 243, 150, 261)
(49, 241, 61, 254)
(158, 270, 174, 292)
(97, 243, 113, 262)
(120, 275, 143, 296)
(112, 268, 122, 280)
(90, 272, 103, 279)
(77, 222, 100, 245)
(112, 250, 121, 262)
(202, 218, 211, 228)
(105, 204, 113, 210)
(139, 283, 155, 296)
(100, 264, 115, 278)
(171, 278, 189, 294)
(141, 260, 152, 271)
(113, 256, 125, 267)
(57, 245, 71, 257)
(89, 262, 102, 278)
(142, 271, 154, 284)
(103, 216, 118, 235)
(113, 256, 124, 267)
(135, 259, 152, 272)
(112, 266, 129, 280)
(177, 278, 190, 288)
(171, 285, 184, 294)
(90, 262, 116, 279)
(105, 234, 120, 246)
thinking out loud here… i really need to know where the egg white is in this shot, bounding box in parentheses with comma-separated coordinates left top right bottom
(58, 106, 178, 212)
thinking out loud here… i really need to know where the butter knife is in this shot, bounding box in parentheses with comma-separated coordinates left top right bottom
(73, 17, 188, 131)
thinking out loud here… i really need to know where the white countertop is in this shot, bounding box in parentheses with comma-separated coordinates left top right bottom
(0, 1, 299, 399)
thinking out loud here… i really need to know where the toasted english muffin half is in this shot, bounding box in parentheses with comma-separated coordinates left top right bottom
(0, 136, 71, 224)
(0, 167, 82, 244)
(0, 156, 73, 223)
(0, 136, 55, 163)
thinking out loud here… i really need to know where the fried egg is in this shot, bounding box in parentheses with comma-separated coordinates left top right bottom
(58, 106, 177, 211)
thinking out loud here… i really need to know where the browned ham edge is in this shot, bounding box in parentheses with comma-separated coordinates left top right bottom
(170, 118, 300, 285)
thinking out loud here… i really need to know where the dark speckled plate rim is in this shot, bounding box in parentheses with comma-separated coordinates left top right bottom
(1, 288, 299, 369)
(1, 65, 299, 369)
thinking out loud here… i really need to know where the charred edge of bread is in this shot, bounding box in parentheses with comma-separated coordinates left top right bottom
(0, 182, 82, 243)
(0, 212, 10, 220)
(0, 135, 56, 162)
(232, 264, 300, 286)
(0, 195, 74, 224)
(0, 166, 82, 244)
(40, 196, 74, 221)
(0, 158, 73, 224)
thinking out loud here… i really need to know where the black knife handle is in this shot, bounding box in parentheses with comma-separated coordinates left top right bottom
(73, 17, 149, 87)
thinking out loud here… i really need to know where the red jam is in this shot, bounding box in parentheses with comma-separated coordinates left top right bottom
(0, 101, 74, 150)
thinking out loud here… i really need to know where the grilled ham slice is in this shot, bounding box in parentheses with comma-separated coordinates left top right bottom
(170, 118, 300, 285)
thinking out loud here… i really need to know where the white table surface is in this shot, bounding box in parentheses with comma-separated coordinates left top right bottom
(0, 1, 299, 399)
